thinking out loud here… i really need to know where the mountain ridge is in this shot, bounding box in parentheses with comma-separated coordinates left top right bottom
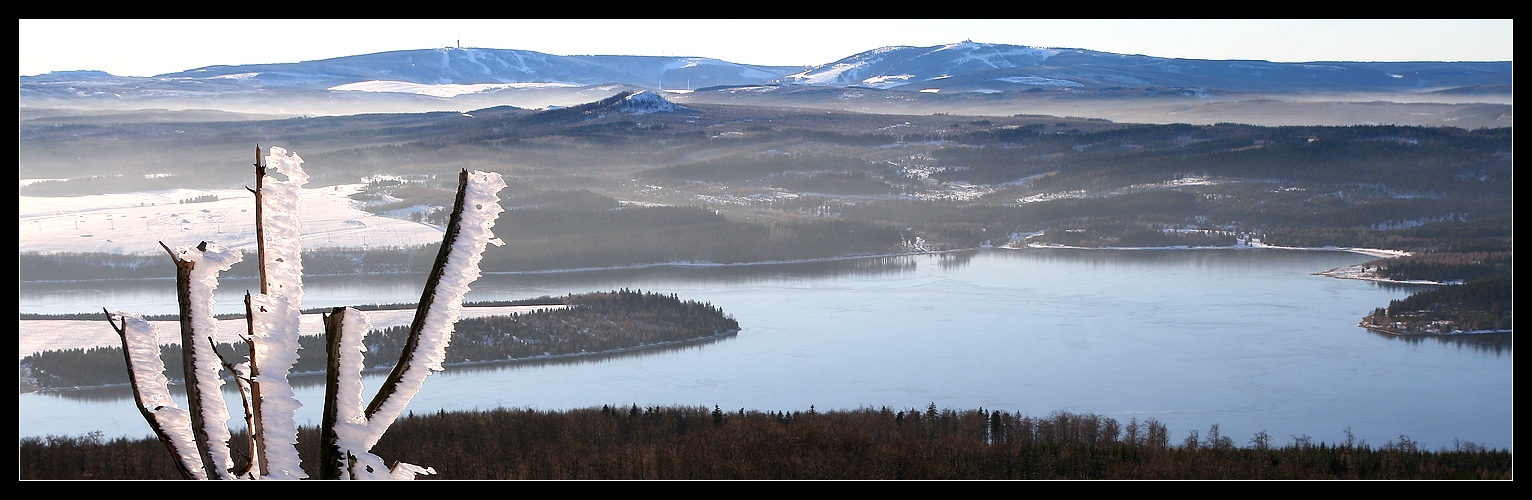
(24, 41, 1512, 94)
(19, 41, 1512, 127)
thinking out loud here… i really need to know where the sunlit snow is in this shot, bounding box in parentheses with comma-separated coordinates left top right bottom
(209, 72, 260, 80)
(20, 183, 448, 255)
(860, 74, 913, 88)
(330, 80, 579, 98)
(996, 76, 1084, 87)
(784, 61, 872, 85)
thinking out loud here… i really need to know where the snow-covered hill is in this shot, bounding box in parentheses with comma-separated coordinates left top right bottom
(781, 41, 1061, 88)
(155, 47, 806, 91)
(21, 41, 1511, 115)
(776, 41, 1514, 94)
(615, 89, 681, 114)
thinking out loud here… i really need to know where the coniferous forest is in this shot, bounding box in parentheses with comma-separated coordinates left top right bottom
(19, 405, 1512, 480)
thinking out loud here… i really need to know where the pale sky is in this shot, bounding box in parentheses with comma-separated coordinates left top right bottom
(19, 19, 1514, 77)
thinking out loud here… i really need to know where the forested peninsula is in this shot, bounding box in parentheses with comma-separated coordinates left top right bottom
(19, 290, 738, 393)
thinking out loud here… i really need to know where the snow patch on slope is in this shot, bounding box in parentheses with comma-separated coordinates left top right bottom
(861, 74, 914, 88)
(997, 76, 1083, 87)
(330, 80, 578, 98)
(784, 60, 873, 85)
(619, 90, 679, 114)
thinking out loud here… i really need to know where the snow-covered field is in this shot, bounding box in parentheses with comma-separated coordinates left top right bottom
(19, 180, 523, 359)
(20, 183, 447, 255)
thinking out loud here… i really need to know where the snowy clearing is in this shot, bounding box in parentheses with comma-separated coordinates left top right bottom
(20, 183, 448, 255)
(329, 80, 578, 98)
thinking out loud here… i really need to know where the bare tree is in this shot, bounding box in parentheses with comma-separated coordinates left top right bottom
(106, 147, 506, 479)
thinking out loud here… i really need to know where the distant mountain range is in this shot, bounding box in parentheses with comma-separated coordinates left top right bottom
(782, 41, 1512, 93)
(18, 41, 1514, 125)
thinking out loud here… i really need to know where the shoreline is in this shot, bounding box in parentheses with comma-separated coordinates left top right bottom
(1359, 321, 1512, 337)
(1311, 264, 1452, 286)
(1004, 239, 1411, 259)
(14, 251, 943, 284)
(20, 329, 740, 395)
(1002, 240, 1420, 286)
(20, 243, 1407, 285)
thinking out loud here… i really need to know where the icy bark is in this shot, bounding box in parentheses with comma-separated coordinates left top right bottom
(170, 241, 243, 479)
(320, 306, 379, 479)
(326, 306, 435, 478)
(323, 307, 438, 479)
(246, 146, 310, 480)
(363, 170, 505, 438)
(317, 170, 504, 480)
(107, 148, 501, 480)
(108, 311, 207, 480)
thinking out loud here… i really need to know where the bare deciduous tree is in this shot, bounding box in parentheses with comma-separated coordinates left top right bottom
(106, 146, 506, 479)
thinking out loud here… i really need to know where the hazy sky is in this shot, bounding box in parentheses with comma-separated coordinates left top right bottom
(19, 19, 1514, 77)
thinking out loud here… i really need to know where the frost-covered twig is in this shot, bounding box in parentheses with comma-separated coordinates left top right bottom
(212, 336, 259, 478)
(318, 306, 441, 479)
(105, 309, 205, 480)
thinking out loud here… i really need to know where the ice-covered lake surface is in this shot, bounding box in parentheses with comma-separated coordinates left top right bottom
(18, 249, 1513, 452)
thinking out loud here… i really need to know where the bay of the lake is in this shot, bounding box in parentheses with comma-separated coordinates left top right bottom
(18, 248, 1513, 451)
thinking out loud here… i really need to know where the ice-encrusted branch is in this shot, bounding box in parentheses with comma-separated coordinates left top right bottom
(319, 171, 504, 480)
(246, 145, 311, 480)
(105, 146, 498, 480)
(318, 306, 438, 479)
(106, 310, 205, 480)
(362, 169, 506, 449)
(165, 240, 243, 479)
(211, 336, 259, 478)
(320, 306, 372, 479)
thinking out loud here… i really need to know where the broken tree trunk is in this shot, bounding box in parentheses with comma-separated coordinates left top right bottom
(318, 306, 351, 480)
(162, 240, 243, 479)
(243, 146, 311, 479)
(166, 243, 219, 479)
